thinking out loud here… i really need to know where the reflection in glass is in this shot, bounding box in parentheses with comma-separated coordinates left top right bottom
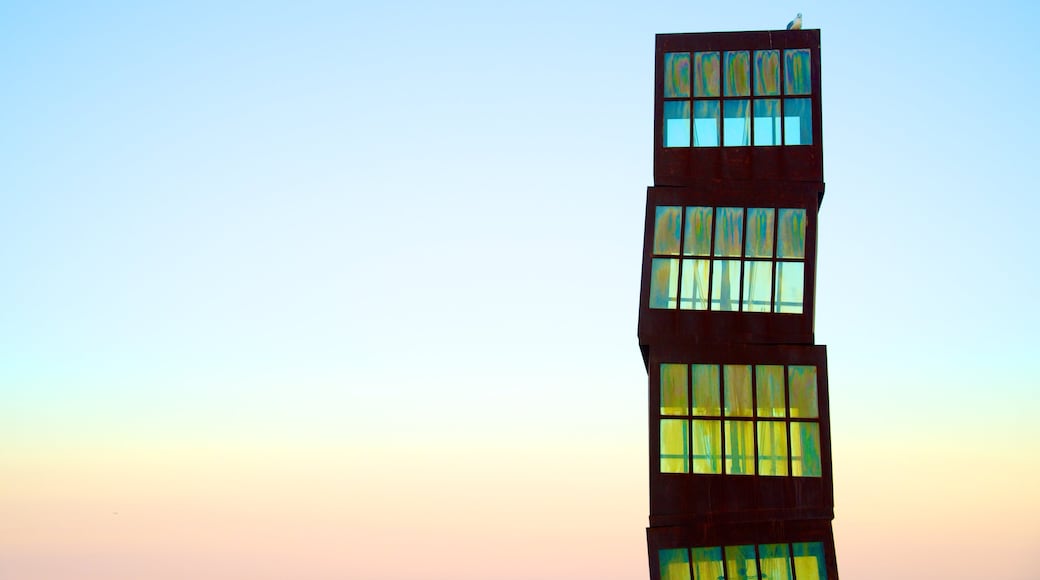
(754, 99, 781, 146)
(664, 101, 691, 147)
(792, 542, 828, 579)
(724, 51, 750, 96)
(744, 208, 775, 258)
(694, 51, 720, 97)
(725, 420, 755, 474)
(774, 261, 804, 313)
(777, 209, 807, 259)
(725, 545, 759, 580)
(663, 52, 690, 98)
(723, 100, 750, 146)
(654, 206, 682, 255)
(742, 261, 772, 312)
(711, 260, 741, 311)
(756, 365, 786, 417)
(650, 258, 679, 309)
(758, 544, 793, 580)
(723, 365, 753, 417)
(713, 207, 743, 257)
(680, 259, 710, 310)
(784, 98, 813, 145)
(692, 420, 721, 473)
(788, 365, 819, 418)
(659, 548, 692, 580)
(660, 363, 688, 415)
(691, 547, 725, 580)
(791, 423, 822, 477)
(660, 419, 689, 473)
(758, 421, 789, 476)
(691, 364, 721, 415)
(693, 101, 720, 147)
(784, 49, 812, 95)
(754, 50, 780, 95)
(683, 206, 713, 256)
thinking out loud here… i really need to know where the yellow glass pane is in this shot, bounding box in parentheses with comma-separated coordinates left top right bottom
(756, 365, 786, 417)
(724, 420, 754, 475)
(659, 548, 692, 580)
(691, 364, 720, 415)
(691, 420, 721, 474)
(661, 419, 689, 473)
(650, 258, 679, 309)
(757, 421, 788, 476)
(792, 542, 827, 579)
(758, 544, 792, 580)
(654, 206, 682, 255)
(691, 547, 724, 580)
(660, 363, 688, 415)
(723, 365, 752, 417)
(791, 422, 822, 477)
(679, 259, 710, 310)
(725, 545, 758, 580)
(788, 365, 819, 418)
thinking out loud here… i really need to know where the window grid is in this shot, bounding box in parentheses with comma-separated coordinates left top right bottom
(659, 541, 828, 580)
(659, 363, 822, 478)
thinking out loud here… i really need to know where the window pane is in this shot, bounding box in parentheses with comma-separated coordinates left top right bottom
(784, 49, 812, 95)
(758, 544, 793, 580)
(725, 545, 758, 580)
(725, 420, 755, 475)
(742, 261, 772, 313)
(792, 542, 828, 580)
(691, 364, 721, 415)
(692, 420, 721, 474)
(691, 547, 725, 580)
(694, 51, 720, 97)
(744, 208, 775, 258)
(723, 100, 750, 146)
(664, 101, 691, 147)
(654, 206, 683, 255)
(788, 365, 819, 418)
(693, 101, 720, 147)
(680, 259, 710, 310)
(683, 206, 713, 256)
(660, 419, 689, 473)
(754, 49, 780, 95)
(777, 208, 806, 259)
(784, 98, 812, 145)
(756, 365, 786, 417)
(723, 51, 750, 96)
(713, 207, 744, 257)
(660, 363, 688, 416)
(791, 422, 822, 477)
(774, 261, 804, 313)
(723, 365, 752, 417)
(757, 421, 789, 476)
(664, 52, 691, 98)
(753, 99, 781, 146)
(711, 260, 741, 311)
(660, 548, 692, 580)
(650, 258, 679, 309)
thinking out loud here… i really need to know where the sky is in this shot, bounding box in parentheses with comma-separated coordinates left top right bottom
(2, 1, 1039, 579)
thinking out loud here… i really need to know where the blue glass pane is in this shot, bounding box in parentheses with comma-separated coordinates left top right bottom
(784, 98, 812, 145)
(754, 50, 780, 96)
(664, 101, 691, 147)
(723, 100, 750, 146)
(754, 99, 781, 146)
(664, 52, 690, 98)
(784, 49, 812, 95)
(693, 101, 719, 147)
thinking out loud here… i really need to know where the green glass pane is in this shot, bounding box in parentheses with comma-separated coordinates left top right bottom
(756, 365, 786, 417)
(691, 547, 724, 580)
(742, 261, 772, 313)
(723, 365, 752, 417)
(774, 261, 804, 314)
(725, 420, 755, 475)
(777, 209, 806, 259)
(723, 99, 750, 147)
(713, 207, 743, 257)
(754, 99, 781, 145)
(680, 259, 710, 310)
(791, 422, 822, 477)
(691, 364, 720, 416)
(757, 421, 788, 476)
(694, 51, 720, 97)
(792, 542, 827, 580)
(758, 544, 792, 580)
(664, 52, 691, 98)
(744, 208, 774, 258)
(661, 419, 689, 473)
(660, 548, 692, 580)
(654, 206, 682, 255)
(754, 50, 780, 96)
(725, 545, 758, 580)
(784, 49, 812, 95)
(664, 101, 691, 147)
(788, 365, 819, 418)
(650, 258, 679, 309)
(724, 51, 750, 96)
(683, 206, 713, 256)
(693, 101, 720, 147)
(660, 363, 688, 416)
(784, 98, 812, 145)
(711, 260, 741, 312)
(692, 419, 721, 474)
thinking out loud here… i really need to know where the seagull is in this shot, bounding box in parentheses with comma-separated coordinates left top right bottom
(787, 13, 802, 30)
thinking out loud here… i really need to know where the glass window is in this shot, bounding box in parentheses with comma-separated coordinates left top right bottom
(713, 207, 744, 257)
(784, 98, 812, 145)
(650, 258, 679, 309)
(693, 101, 720, 147)
(660, 363, 688, 415)
(774, 261, 804, 314)
(753, 99, 781, 146)
(757, 421, 789, 476)
(792, 542, 828, 580)
(654, 206, 682, 255)
(777, 209, 806, 259)
(661, 419, 689, 473)
(679, 259, 710, 310)
(682, 206, 713, 256)
(690, 547, 725, 580)
(754, 50, 780, 96)
(756, 365, 786, 417)
(691, 364, 721, 415)
(788, 365, 819, 418)
(664, 101, 691, 147)
(694, 52, 720, 97)
(664, 52, 691, 98)
(723, 100, 750, 146)
(784, 49, 812, 95)
(711, 260, 741, 311)
(725, 545, 759, 580)
(791, 422, 822, 477)
(723, 51, 750, 97)
(660, 548, 692, 580)
(725, 420, 755, 474)
(742, 261, 772, 312)
(758, 544, 793, 580)
(691, 419, 722, 474)
(723, 365, 753, 417)
(744, 208, 775, 258)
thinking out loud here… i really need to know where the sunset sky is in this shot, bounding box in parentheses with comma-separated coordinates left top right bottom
(2, 1, 1039, 578)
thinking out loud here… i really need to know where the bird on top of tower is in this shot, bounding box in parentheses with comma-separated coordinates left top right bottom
(787, 13, 803, 30)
